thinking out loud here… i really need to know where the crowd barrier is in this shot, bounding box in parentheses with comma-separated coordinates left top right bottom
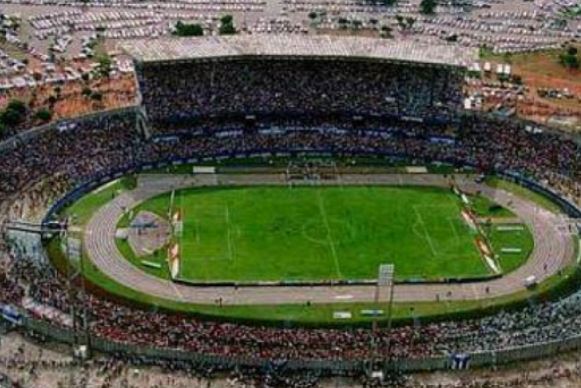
(15, 313, 581, 374)
(498, 171, 581, 219)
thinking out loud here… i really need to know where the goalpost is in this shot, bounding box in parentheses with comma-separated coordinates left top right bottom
(285, 159, 338, 186)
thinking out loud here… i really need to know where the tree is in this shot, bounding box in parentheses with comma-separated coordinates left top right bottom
(91, 92, 103, 101)
(559, 46, 580, 69)
(219, 23, 236, 35)
(308, 12, 318, 20)
(1, 109, 20, 126)
(34, 108, 52, 123)
(395, 14, 405, 29)
(174, 21, 204, 37)
(6, 100, 26, 115)
(406, 17, 416, 29)
(220, 15, 233, 25)
(96, 53, 113, 78)
(420, 0, 437, 15)
(380, 25, 393, 38)
(218, 14, 237, 35)
(82, 87, 92, 98)
(0, 99, 27, 129)
(48, 95, 57, 107)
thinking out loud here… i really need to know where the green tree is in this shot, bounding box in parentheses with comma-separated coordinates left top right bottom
(420, 0, 437, 14)
(395, 14, 405, 29)
(96, 53, 113, 78)
(220, 15, 233, 25)
(559, 46, 579, 69)
(91, 92, 103, 101)
(6, 100, 26, 115)
(1, 106, 25, 127)
(34, 108, 52, 122)
(219, 23, 236, 35)
(174, 21, 204, 37)
(82, 87, 92, 98)
(380, 25, 393, 38)
(219, 14, 236, 35)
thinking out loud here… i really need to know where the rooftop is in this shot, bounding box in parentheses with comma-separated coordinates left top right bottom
(120, 35, 477, 68)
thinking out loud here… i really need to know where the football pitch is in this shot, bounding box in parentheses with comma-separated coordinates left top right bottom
(150, 185, 491, 282)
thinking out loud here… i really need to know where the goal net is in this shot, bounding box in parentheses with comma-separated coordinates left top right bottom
(285, 159, 338, 184)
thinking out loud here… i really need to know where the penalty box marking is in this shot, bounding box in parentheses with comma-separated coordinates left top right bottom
(412, 205, 438, 257)
(182, 202, 233, 262)
(412, 204, 478, 259)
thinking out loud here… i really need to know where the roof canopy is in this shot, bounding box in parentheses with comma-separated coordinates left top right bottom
(121, 35, 477, 68)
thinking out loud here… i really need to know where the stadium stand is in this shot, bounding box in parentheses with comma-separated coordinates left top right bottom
(0, 108, 579, 365)
(0, 36, 579, 380)
(127, 36, 473, 132)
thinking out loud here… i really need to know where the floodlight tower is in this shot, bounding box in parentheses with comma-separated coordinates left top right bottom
(62, 221, 91, 359)
(372, 264, 395, 370)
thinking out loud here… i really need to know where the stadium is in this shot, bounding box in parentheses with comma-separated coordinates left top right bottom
(1, 35, 580, 385)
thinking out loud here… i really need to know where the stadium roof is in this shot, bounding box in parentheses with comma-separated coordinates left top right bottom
(121, 35, 477, 68)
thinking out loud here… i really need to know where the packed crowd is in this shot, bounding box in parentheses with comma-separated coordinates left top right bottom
(137, 60, 465, 132)
(0, 109, 579, 369)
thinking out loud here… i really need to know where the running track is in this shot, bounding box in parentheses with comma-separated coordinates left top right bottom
(84, 174, 576, 305)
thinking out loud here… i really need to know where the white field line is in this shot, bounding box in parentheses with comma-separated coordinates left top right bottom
(92, 178, 119, 194)
(413, 206, 438, 257)
(225, 204, 234, 262)
(316, 190, 343, 278)
(448, 216, 460, 243)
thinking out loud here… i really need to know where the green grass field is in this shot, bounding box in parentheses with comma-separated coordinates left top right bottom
(135, 185, 493, 282)
(47, 172, 568, 326)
